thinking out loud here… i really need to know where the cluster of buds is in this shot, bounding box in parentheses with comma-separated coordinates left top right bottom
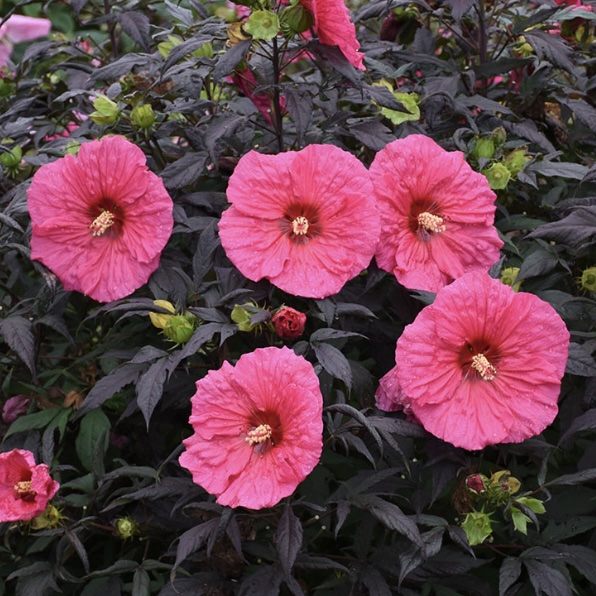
(500, 267, 523, 292)
(149, 300, 199, 345)
(459, 470, 545, 546)
(232, 302, 307, 339)
(471, 128, 531, 190)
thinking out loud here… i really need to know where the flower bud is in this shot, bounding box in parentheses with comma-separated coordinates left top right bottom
(483, 162, 511, 190)
(90, 94, 120, 126)
(0, 145, 22, 168)
(580, 267, 596, 292)
(473, 137, 495, 160)
(280, 3, 314, 35)
(493, 127, 507, 144)
(2, 395, 29, 424)
(149, 300, 176, 330)
(503, 148, 530, 176)
(465, 473, 488, 494)
(271, 306, 307, 339)
(163, 315, 195, 344)
(500, 267, 522, 292)
(115, 516, 139, 539)
(130, 104, 156, 129)
(30, 504, 64, 530)
(243, 10, 280, 41)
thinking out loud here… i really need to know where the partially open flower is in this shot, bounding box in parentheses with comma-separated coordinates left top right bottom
(0, 449, 60, 522)
(271, 306, 307, 339)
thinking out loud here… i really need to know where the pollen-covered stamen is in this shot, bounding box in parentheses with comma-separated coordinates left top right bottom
(245, 424, 273, 446)
(418, 212, 446, 234)
(14, 480, 36, 501)
(471, 353, 497, 381)
(89, 210, 115, 237)
(292, 216, 309, 236)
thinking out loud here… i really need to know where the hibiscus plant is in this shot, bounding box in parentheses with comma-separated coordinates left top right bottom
(0, 0, 595, 594)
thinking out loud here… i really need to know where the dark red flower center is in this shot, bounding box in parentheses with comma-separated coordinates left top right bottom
(281, 203, 321, 245)
(459, 340, 499, 382)
(409, 200, 446, 242)
(244, 410, 282, 455)
(14, 479, 37, 502)
(89, 200, 124, 238)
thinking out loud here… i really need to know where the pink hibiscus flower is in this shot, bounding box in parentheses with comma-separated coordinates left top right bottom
(179, 346, 323, 509)
(370, 135, 503, 293)
(299, 0, 365, 70)
(27, 136, 174, 303)
(0, 15, 51, 66)
(384, 271, 570, 451)
(218, 144, 379, 298)
(0, 449, 60, 522)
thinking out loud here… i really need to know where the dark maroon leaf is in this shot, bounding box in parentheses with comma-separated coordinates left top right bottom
(566, 343, 596, 377)
(161, 152, 207, 190)
(119, 12, 150, 51)
(312, 342, 352, 389)
(523, 559, 573, 596)
(354, 495, 424, 549)
(213, 39, 252, 81)
(136, 357, 169, 428)
(527, 207, 596, 247)
(275, 505, 303, 579)
(0, 315, 36, 376)
(78, 362, 146, 415)
(174, 518, 220, 569)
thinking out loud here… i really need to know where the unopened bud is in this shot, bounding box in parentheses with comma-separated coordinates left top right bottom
(243, 10, 280, 41)
(130, 104, 155, 129)
(483, 162, 511, 190)
(280, 3, 314, 35)
(90, 94, 120, 125)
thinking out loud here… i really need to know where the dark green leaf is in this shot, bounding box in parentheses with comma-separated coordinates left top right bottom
(75, 409, 110, 474)
(5, 408, 63, 439)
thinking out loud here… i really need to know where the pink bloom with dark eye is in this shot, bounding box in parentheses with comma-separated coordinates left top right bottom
(299, 0, 365, 70)
(370, 135, 503, 293)
(218, 144, 379, 298)
(2, 395, 29, 424)
(0, 449, 60, 522)
(179, 346, 323, 510)
(0, 15, 51, 66)
(27, 136, 174, 303)
(389, 271, 570, 451)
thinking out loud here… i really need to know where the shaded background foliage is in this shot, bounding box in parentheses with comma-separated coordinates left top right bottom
(0, 0, 595, 594)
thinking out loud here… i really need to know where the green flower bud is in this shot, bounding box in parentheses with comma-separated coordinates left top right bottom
(90, 94, 120, 126)
(115, 516, 139, 540)
(0, 145, 22, 168)
(244, 10, 280, 41)
(473, 137, 495, 160)
(30, 504, 64, 530)
(131, 104, 156, 129)
(493, 127, 507, 144)
(231, 304, 256, 332)
(461, 511, 493, 546)
(483, 162, 511, 190)
(164, 315, 195, 344)
(503, 148, 531, 176)
(280, 3, 314, 35)
(500, 267, 522, 291)
(580, 267, 596, 292)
